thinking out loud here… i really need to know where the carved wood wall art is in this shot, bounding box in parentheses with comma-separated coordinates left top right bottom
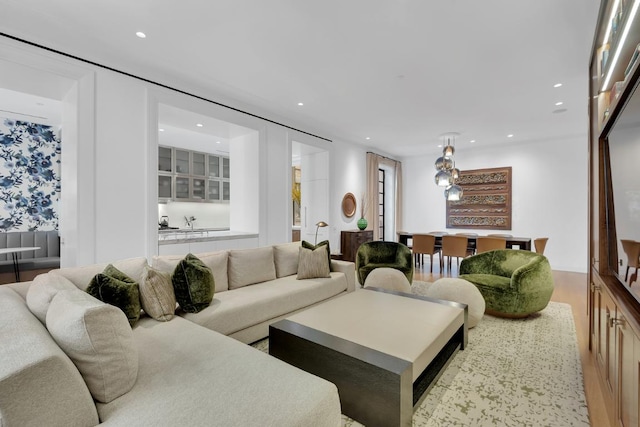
(446, 166, 512, 229)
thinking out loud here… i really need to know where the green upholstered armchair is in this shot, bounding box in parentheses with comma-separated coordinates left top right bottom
(459, 249, 554, 317)
(356, 241, 413, 286)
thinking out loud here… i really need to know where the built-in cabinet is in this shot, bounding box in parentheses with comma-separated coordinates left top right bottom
(589, 2, 640, 426)
(158, 146, 229, 203)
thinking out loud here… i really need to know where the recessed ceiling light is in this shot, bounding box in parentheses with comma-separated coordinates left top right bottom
(297, 102, 304, 106)
(507, 134, 514, 138)
(135, 31, 146, 38)
(159, 128, 165, 132)
(196, 123, 203, 127)
(216, 141, 221, 144)
(470, 140, 476, 143)
(365, 137, 371, 140)
(437, 144, 443, 148)
(555, 101, 564, 106)
(554, 83, 562, 88)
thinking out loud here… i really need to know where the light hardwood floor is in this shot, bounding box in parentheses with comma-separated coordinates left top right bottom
(413, 260, 611, 427)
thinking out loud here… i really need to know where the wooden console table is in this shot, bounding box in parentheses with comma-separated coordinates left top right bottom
(340, 230, 373, 262)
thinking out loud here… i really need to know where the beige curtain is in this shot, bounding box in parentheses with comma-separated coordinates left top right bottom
(365, 152, 403, 241)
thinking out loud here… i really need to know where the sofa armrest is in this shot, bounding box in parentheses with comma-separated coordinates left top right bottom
(330, 260, 356, 292)
(511, 256, 554, 293)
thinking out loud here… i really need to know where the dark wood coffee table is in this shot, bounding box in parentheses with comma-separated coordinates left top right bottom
(269, 288, 467, 427)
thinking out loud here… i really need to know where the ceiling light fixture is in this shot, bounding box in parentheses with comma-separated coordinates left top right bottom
(553, 83, 563, 88)
(555, 101, 564, 106)
(365, 137, 371, 140)
(216, 141, 221, 144)
(434, 132, 463, 201)
(470, 139, 476, 143)
(297, 102, 304, 106)
(135, 31, 147, 38)
(196, 123, 203, 127)
(507, 134, 514, 138)
(159, 128, 165, 132)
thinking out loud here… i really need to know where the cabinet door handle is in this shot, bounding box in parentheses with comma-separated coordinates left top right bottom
(608, 317, 624, 328)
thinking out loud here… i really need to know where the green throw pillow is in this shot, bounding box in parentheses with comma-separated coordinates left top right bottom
(302, 240, 331, 267)
(86, 264, 141, 327)
(172, 253, 214, 313)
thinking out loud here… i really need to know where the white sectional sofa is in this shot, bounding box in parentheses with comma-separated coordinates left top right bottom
(0, 241, 355, 426)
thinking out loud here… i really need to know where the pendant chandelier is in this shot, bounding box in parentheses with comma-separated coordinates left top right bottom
(434, 132, 463, 201)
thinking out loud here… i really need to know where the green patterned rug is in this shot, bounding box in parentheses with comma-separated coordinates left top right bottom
(252, 301, 589, 426)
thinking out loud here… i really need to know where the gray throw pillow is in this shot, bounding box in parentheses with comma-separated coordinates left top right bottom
(297, 245, 331, 280)
(172, 253, 214, 313)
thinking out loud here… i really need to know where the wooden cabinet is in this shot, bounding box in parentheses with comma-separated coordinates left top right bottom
(340, 230, 373, 263)
(158, 146, 229, 203)
(589, 2, 640, 426)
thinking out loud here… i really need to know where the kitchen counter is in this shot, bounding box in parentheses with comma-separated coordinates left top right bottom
(158, 228, 258, 245)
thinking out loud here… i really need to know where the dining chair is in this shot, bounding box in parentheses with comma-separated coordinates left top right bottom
(455, 233, 477, 256)
(412, 233, 440, 273)
(620, 239, 640, 284)
(475, 236, 507, 254)
(441, 235, 469, 272)
(534, 237, 549, 255)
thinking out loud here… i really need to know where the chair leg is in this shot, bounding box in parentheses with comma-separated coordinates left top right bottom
(429, 254, 433, 273)
(625, 265, 630, 281)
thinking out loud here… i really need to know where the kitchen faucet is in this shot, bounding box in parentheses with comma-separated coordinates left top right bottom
(185, 216, 196, 230)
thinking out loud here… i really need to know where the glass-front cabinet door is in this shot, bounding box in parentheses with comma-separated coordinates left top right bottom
(192, 178, 205, 200)
(222, 181, 230, 201)
(209, 156, 220, 178)
(193, 152, 206, 176)
(208, 179, 220, 200)
(158, 175, 172, 199)
(222, 157, 230, 179)
(175, 149, 190, 174)
(175, 177, 190, 200)
(158, 146, 172, 172)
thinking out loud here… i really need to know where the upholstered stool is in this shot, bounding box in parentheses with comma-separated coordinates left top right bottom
(363, 267, 412, 293)
(424, 278, 485, 328)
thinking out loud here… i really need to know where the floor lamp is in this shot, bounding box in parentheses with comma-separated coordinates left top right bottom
(315, 221, 328, 244)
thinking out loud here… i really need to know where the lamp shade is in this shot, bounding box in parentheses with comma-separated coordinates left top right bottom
(445, 184, 463, 201)
(435, 170, 452, 186)
(451, 167, 460, 180)
(443, 144, 455, 157)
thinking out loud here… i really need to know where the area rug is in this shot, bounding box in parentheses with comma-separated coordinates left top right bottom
(252, 301, 589, 426)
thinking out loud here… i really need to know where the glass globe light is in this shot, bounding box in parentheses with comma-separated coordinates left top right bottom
(435, 156, 445, 170)
(445, 184, 463, 201)
(451, 167, 460, 180)
(435, 170, 452, 187)
(443, 144, 455, 157)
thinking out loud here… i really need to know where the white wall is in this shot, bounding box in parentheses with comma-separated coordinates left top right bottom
(402, 137, 588, 272)
(158, 202, 230, 229)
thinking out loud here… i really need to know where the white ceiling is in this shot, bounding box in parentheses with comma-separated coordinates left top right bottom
(0, 0, 601, 157)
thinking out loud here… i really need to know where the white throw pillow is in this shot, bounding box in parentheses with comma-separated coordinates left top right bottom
(273, 241, 301, 278)
(46, 289, 138, 403)
(26, 273, 78, 324)
(152, 250, 229, 293)
(228, 246, 276, 289)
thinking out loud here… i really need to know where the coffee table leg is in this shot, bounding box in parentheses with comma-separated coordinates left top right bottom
(270, 323, 413, 427)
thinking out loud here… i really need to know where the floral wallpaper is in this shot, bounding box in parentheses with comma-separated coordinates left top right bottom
(0, 118, 61, 231)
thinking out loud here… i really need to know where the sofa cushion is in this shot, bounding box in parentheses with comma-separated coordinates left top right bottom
(51, 257, 149, 290)
(86, 264, 141, 327)
(26, 272, 77, 324)
(302, 240, 331, 267)
(297, 245, 331, 279)
(46, 289, 138, 404)
(0, 287, 99, 427)
(228, 246, 276, 289)
(172, 253, 214, 313)
(96, 316, 341, 427)
(153, 250, 229, 293)
(140, 265, 176, 321)
(181, 273, 347, 336)
(273, 241, 301, 278)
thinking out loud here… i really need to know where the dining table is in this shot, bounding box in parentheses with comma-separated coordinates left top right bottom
(0, 246, 40, 282)
(396, 232, 532, 251)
